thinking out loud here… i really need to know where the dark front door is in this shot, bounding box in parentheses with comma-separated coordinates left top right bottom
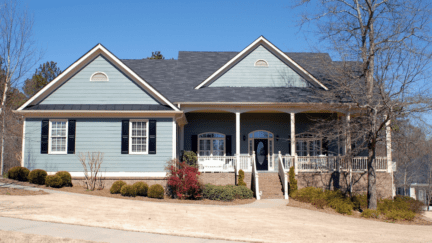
(254, 139, 268, 171)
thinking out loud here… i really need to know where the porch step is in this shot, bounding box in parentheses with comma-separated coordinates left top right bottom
(258, 173, 285, 199)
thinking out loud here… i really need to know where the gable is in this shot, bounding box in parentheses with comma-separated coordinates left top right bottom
(209, 45, 309, 88)
(40, 55, 162, 105)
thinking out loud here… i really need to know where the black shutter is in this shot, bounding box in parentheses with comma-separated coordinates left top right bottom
(67, 120, 76, 154)
(121, 120, 129, 154)
(226, 135, 232, 156)
(41, 120, 49, 154)
(191, 135, 197, 155)
(148, 120, 156, 154)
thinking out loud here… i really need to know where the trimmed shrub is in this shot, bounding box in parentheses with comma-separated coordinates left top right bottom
(55, 171, 72, 187)
(28, 169, 47, 185)
(384, 209, 415, 221)
(288, 166, 297, 196)
(148, 184, 165, 199)
(120, 185, 137, 197)
(238, 170, 246, 186)
(328, 198, 354, 215)
(167, 161, 202, 199)
(110, 180, 126, 194)
(182, 151, 198, 167)
(393, 195, 425, 214)
(352, 193, 368, 211)
(133, 182, 149, 196)
(203, 184, 253, 201)
(7, 166, 30, 181)
(45, 175, 63, 188)
(234, 185, 253, 199)
(361, 209, 380, 219)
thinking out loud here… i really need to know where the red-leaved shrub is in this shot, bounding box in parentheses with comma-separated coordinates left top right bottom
(167, 161, 202, 199)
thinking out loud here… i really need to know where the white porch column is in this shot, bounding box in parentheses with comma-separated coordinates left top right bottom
(346, 111, 352, 193)
(290, 113, 297, 175)
(386, 119, 393, 173)
(180, 125, 184, 151)
(236, 112, 241, 175)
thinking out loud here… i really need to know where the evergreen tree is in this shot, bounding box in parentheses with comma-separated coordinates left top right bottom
(24, 61, 61, 97)
(146, 51, 165, 60)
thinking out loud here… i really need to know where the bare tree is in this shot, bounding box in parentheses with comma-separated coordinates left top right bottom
(78, 152, 104, 191)
(0, 0, 40, 175)
(295, 0, 432, 209)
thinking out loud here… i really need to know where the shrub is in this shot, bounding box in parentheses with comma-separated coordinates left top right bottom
(133, 182, 149, 196)
(182, 151, 198, 167)
(28, 169, 47, 185)
(110, 180, 126, 194)
(238, 170, 246, 186)
(394, 195, 425, 214)
(384, 209, 415, 221)
(234, 185, 253, 199)
(288, 166, 297, 196)
(55, 171, 72, 187)
(148, 184, 165, 199)
(167, 161, 202, 199)
(120, 185, 137, 197)
(352, 193, 367, 211)
(203, 184, 253, 201)
(7, 166, 30, 181)
(45, 175, 63, 188)
(361, 209, 380, 219)
(328, 198, 354, 215)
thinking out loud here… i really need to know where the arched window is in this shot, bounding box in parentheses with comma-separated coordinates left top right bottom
(198, 132, 225, 156)
(254, 59, 268, 67)
(248, 130, 274, 155)
(90, 72, 109, 81)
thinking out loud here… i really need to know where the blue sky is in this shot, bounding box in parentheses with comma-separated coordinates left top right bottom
(21, 0, 320, 70)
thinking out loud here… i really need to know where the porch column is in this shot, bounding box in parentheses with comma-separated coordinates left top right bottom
(236, 112, 240, 175)
(290, 113, 297, 175)
(346, 111, 352, 193)
(180, 125, 184, 151)
(386, 119, 392, 173)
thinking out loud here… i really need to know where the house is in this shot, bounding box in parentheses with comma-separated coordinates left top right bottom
(16, 36, 394, 199)
(396, 184, 431, 210)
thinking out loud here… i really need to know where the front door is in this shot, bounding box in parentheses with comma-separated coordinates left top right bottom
(254, 139, 268, 171)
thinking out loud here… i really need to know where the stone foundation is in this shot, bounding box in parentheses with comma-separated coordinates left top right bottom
(199, 173, 236, 186)
(72, 177, 167, 189)
(296, 172, 392, 198)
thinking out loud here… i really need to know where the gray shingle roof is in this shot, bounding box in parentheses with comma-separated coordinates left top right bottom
(121, 51, 336, 103)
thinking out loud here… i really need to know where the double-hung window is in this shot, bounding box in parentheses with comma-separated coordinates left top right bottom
(49, 119, 68, 154)
(198, 133, 225, 156)
(129, 119, 149, 154)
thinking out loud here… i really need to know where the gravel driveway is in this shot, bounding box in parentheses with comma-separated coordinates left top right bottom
(0, 191, 431, 243)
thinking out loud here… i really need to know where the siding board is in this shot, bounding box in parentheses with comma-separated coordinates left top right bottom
(24, 118, 173, 172)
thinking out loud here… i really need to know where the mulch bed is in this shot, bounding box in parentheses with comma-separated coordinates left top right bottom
(0, 178, 255, 205)
(287, 199, 432, 226)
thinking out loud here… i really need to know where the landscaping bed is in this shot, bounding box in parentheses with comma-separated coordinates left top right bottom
(0, 178, 255, 205)
(0, 187, 48, 196)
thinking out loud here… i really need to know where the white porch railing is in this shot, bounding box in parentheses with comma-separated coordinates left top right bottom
(251, 152, 260, 200)
(277, 152, 289, 200)
(197, 154, 389, 173)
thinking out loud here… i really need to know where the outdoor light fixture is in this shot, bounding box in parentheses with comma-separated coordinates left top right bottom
(243, 135, 246, 141)
(276, 135, 280, 141)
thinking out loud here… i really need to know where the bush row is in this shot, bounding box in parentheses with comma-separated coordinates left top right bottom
(7, 166, 72, 188)
(110, 180, 164, 199)
(291, 186, 423, 221)
(203, 184, 253, 201)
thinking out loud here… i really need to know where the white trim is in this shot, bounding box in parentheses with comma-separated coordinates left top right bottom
(290, 113, 296, 156)
(48, 119, 68, 155)
(129, 119, 149, 155)
(47, 171, 167, 178)
(17, 44, 180, 112)
(197, 132, 226, 156)
(172, 120, 176, 159)
(194, 36, 328, 90)
(21, 119, 26, 167)
(248, 130, 275, 171)
(90, 71, 109, 81)
(254, 59, 269, 67)
(15, 110, 182, 119)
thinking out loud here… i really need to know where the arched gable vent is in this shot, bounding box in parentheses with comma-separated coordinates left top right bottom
(254, 59, 268, 67)
(90, 72, 109, 81)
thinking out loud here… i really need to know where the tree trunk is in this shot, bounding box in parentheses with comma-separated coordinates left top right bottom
(367, 138, 377, 209)
(0, 112, 5, 175)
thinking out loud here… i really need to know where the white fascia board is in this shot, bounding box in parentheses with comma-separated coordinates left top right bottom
(17, 44, 180, 112)
(14, 110, 183, 118)
(194, 36, 329, 90)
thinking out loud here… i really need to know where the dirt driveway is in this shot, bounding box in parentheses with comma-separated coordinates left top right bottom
(0, 192, 431, 243)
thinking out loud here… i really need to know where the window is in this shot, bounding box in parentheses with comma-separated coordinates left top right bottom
(254, 59, 268, 67)
(198, 133, 225, 156)
(248, 130, 274, 155)
(49, 120, 68, 154)
(296, 134, 322, 156)
(90, 72, 109, 81)
(129, 119, 148, 154)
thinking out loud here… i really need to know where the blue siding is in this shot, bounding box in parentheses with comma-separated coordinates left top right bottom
(24, 118, 173, 172)
(40, 55, 161, 105)
(209, 45, 308, 87)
